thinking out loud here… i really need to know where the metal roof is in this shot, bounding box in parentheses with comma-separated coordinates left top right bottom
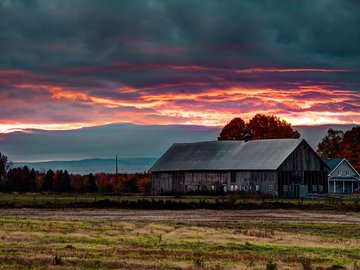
(322, 158, 344, 171)
(323, 157, 360, 176)
(329, 176, 360, 181)
(150, 138, 304, 172)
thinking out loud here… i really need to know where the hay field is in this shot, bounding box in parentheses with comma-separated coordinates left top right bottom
(0, 209, 359, 269)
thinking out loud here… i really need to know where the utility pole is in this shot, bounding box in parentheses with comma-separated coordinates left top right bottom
(115, 155, 118, 176)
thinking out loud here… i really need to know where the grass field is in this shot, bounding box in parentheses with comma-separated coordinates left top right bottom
(0, 209, 359, 269)
(0, 193, 359, 211)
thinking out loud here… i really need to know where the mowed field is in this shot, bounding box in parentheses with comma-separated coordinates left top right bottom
(0, 209, 360, 269)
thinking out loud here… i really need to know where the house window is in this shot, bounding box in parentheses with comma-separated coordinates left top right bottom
(211, 185, 215, 191)
(289, 185, 295, 192)
(338, 170, 342, 176)
(312, 185, 317, 192)
(283, 185, 288, 192)
(230, 185, 234, 192)
(234, 185, 239, 191)
(318, 185, 323, 192)
(243, 185, 248, 191)
(269, 185, 273, 192)
(346, 170, 350, 176)
(256, 185, 260, 192)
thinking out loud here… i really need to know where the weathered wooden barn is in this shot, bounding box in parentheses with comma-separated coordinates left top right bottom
(150, 138, 329, 198)
(323, 158, 360, 194)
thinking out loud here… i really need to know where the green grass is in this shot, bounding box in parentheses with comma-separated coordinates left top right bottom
(0, 192, 359, 211)
(0, 213, 359, 269)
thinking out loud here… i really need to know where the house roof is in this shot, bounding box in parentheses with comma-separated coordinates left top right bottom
(322, 158, 344, 171)
(323, 157, 360, 177)
(329, 176, 360, 181)
(150, 138, 305, 172)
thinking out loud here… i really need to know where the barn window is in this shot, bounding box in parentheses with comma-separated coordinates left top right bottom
(312, 185, 317, 192)
(318, 185, 323, 192)
(231, 172, 236, 183)
(283, 185, 288, 192)
(269, 185, 273, 192)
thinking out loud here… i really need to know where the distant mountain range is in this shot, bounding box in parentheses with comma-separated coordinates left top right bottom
(14, 158, 158, 175)
(2, 123, 356, 174)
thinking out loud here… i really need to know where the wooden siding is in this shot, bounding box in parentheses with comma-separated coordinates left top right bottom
(152, 170, 277, 196)
(279, 140, 327, 171)
(329, 160, 358, 178)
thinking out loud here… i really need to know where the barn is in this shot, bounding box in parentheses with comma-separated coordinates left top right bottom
(150, 138, 329, 198)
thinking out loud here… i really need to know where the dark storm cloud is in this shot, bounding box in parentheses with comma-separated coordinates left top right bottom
(2, 0, 360, 70)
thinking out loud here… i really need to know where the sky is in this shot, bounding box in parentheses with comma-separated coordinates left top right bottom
(0, 0, 360, 134)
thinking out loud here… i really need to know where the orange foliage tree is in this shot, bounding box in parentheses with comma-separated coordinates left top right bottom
(137, 176, 152, 194)
(317, 126, 360, 171)
(218, 114, 300, 141)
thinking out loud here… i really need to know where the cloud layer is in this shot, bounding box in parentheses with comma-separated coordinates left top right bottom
(0, 0, 359, 132)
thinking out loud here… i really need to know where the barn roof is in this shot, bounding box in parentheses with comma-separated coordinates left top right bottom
(150, 138, 304, 172)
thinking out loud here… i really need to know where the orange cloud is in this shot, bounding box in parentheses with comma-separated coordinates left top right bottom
(1, 72, 358, 133)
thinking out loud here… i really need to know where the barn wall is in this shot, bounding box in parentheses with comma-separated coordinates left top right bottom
(279, 140, 326, 171)
(152, 172, 173, 194)
(184, 172, 229, 192)
(278, 140, 329, 197)
(228, 171, 277, 196)
(152, 170, 278, 196)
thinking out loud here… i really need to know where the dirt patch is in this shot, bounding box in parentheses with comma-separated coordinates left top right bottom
(1, 208, 359, 224)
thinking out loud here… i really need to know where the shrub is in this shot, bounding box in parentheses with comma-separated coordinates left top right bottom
(54, 254, 63, 265)
(300, 257, 312, 270)
(193, 251, 204, 268)
(266, 260, 278, 270)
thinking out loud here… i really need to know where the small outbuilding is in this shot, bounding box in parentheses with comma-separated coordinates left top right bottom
(150, 138, 329, 198)
(323, 158, 360, 194)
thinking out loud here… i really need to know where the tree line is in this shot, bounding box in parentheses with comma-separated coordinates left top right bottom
(0, 163, 152, 194)
(317, 126, 360, 171)
(218, 114, 300, 140)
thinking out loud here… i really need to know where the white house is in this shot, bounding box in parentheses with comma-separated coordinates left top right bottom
(323, 158, 360, 194)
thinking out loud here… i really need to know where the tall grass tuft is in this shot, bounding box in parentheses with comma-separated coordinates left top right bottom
(54, 254, 63, 265)
(266, 260, 277, 270)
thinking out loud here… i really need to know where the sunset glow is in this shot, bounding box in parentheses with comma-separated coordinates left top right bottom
(0, 1, 359, 134)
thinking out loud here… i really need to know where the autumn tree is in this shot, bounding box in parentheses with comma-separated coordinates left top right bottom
(35, 174, 45, 191)
(317, 126, 359, 172)
(340, 126, 360, 171)
(218, 117, 247, 140)
(88, 173, 98, 193)
(137, 176, 152, 194)
(317, 129, 344, 158)
(218, 114, 300, 141)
